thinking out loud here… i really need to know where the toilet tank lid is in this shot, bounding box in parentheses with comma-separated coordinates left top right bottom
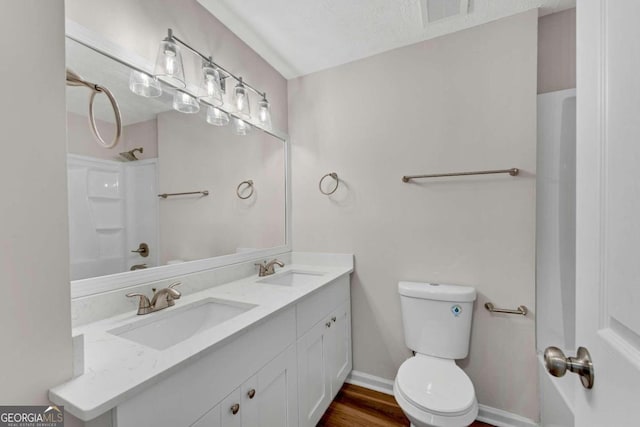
(398, 281, 476, 302)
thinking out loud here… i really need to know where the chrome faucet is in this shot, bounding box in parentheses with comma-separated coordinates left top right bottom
(255, 259, 285, 277)
(126, 282, 181, 315)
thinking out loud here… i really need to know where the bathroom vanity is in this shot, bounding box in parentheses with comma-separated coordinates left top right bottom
(50, 258, 352, 427)
(55, 22, 352, 427)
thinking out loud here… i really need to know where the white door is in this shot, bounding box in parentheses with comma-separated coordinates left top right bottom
(573, 0, 640, 424)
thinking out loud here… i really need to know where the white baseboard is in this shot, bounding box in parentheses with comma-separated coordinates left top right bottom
(345, 370, 395, 395)
(477, 404, 538, 427)
(345, 370, 539, 427)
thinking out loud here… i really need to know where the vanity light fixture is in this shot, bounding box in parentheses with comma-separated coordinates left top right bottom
(129, 70, 162, 98)
(173, 90, 200, 114)
(206, 105, 230, 126)
(130, 28, 273, 135)
(154, 29, 186, 88)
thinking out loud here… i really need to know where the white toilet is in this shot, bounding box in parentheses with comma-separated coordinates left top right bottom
(393, 281, 478, 427)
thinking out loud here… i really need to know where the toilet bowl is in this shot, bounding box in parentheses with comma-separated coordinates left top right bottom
(394, 281, 478, 427)
(393, 354, 478, 427)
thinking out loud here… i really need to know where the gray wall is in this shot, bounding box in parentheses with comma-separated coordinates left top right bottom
(538, 8, 576, 93)
(0, 0, 73, 403)
(157, 111, 286, 262)
(289, 10, 539, 420)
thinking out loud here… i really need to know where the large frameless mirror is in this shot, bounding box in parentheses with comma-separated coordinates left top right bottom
(65, 36, 287, 286)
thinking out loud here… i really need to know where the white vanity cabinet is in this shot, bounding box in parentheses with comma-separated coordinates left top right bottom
(115, 307, 297, 427)
(113, 274, 351, 427)
(296, 277, 352, 427)
(192, 344, 298, 427)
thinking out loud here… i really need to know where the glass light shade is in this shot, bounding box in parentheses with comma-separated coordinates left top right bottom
(233, 117, 251, 136)
(154, 39, 186, 88)
(206, 106, 229, 126)
(173, 91, 200, 114)
(258, 98, 272, 129)
(234, 83, 251, 119)
(129, 70, 162, 97)
(200, 64, 223, 106)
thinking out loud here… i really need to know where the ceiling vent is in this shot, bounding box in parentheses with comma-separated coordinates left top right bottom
(421, 0, 470, 26)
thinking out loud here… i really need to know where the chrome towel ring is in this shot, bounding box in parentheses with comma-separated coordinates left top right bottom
(66, 69, 122, 149)
(236, 180, 254, 199)
(319, 172, 339, 195)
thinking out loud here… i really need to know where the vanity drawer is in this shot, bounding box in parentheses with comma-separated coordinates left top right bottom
(296, 275, 350, 337)
(115, 306, 295, 427)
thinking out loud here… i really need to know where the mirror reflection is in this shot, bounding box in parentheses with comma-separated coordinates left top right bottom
(65, 38, 286, 281)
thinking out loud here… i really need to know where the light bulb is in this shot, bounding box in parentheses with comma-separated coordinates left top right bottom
(206, 106, 229, 126)
(173, 91, 199, 114)
(233, 117, 251, 136)
(129, 70, 162, 98)
(164, 54, 176, 75)
(236, 92, 245, 110)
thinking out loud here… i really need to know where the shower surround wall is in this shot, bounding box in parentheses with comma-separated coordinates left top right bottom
(289, 10, 538, 422)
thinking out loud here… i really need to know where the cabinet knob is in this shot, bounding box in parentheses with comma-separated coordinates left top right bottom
(326, 322, 332, 328)
(331, 316, 337, 322)
(230, 403, 240, 415)
(247, 388, 256, 399)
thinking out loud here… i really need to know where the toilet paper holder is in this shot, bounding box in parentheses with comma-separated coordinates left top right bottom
(484, 302, 528, 316)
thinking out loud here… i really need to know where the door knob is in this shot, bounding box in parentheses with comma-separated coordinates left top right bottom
(544, 346, 594, 389)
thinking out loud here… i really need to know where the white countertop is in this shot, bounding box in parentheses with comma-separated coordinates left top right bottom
(49, 263, 352, 421)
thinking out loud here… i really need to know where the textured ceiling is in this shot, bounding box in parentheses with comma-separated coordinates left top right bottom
(197, 0, 575, 79)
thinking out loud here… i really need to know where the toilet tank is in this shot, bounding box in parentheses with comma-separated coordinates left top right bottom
(398, 281, 476, 359)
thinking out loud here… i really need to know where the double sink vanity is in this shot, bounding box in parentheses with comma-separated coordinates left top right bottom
(58, 23, 352, 427)
(50, 255, 353, 427)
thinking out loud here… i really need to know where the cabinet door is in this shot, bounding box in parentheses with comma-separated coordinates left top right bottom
(297, 318, 331, 427)
(191, 404, 221, 427)
(329, 301, 352, 397)
(221, 388, 242, 427)
(240, 375, 258, 427)
(253, 344, 298, 427)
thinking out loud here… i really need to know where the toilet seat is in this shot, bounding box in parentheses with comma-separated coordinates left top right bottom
(395, 355, 476, 417)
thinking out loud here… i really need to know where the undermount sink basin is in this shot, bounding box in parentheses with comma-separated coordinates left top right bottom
(108, 298, 256, 350)
(258, 270, 325, 286)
